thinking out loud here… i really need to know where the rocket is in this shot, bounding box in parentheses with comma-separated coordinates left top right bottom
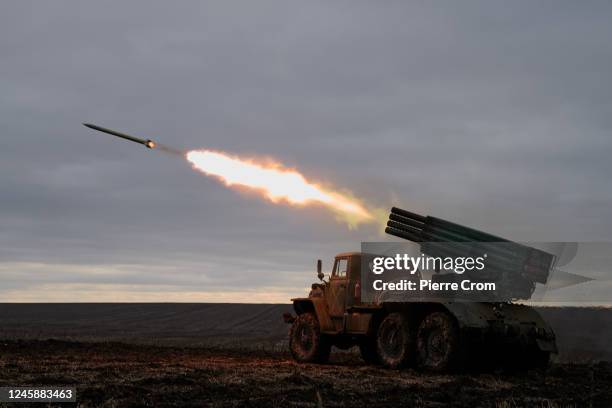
(83, 123, 156, 149)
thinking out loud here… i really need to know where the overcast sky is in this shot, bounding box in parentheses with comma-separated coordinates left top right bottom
(1, 1, 611, 302)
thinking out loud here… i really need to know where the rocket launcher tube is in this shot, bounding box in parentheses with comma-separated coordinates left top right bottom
(386, 207, 555, 288)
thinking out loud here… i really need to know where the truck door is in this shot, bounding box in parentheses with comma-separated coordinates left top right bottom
(327, 257, 349, 320)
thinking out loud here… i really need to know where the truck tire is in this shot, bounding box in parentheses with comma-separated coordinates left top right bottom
(376, 313, 414, 368)
(289, 313, 331, 363)
(416, 312, 460, 372)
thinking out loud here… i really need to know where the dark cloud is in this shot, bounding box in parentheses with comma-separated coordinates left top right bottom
(1, 1, 611, 300)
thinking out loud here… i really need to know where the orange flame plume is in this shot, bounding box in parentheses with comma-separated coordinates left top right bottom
(186, 150, 374, 226)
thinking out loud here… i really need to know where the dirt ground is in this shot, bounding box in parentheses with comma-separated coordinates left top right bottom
(0, 340, 611, 408)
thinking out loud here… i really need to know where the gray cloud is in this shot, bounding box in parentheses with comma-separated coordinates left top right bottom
(1, 1, 611, 301)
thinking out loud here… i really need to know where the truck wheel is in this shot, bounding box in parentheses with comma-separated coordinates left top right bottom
(416, 312, 460, 372)
(376, 313, 414, 368)
(359, 337, 379, 365)
(289, 313, 331, 363)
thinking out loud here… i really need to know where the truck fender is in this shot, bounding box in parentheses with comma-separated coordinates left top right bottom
(292, 298, 334, 332)
(441, 302, 493, 329)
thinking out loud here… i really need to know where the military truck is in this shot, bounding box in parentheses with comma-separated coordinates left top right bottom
(283, 207, 557, 371)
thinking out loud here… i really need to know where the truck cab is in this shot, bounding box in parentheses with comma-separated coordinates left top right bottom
(324, 252, 362, 324)
(290, 252, 375, 335)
